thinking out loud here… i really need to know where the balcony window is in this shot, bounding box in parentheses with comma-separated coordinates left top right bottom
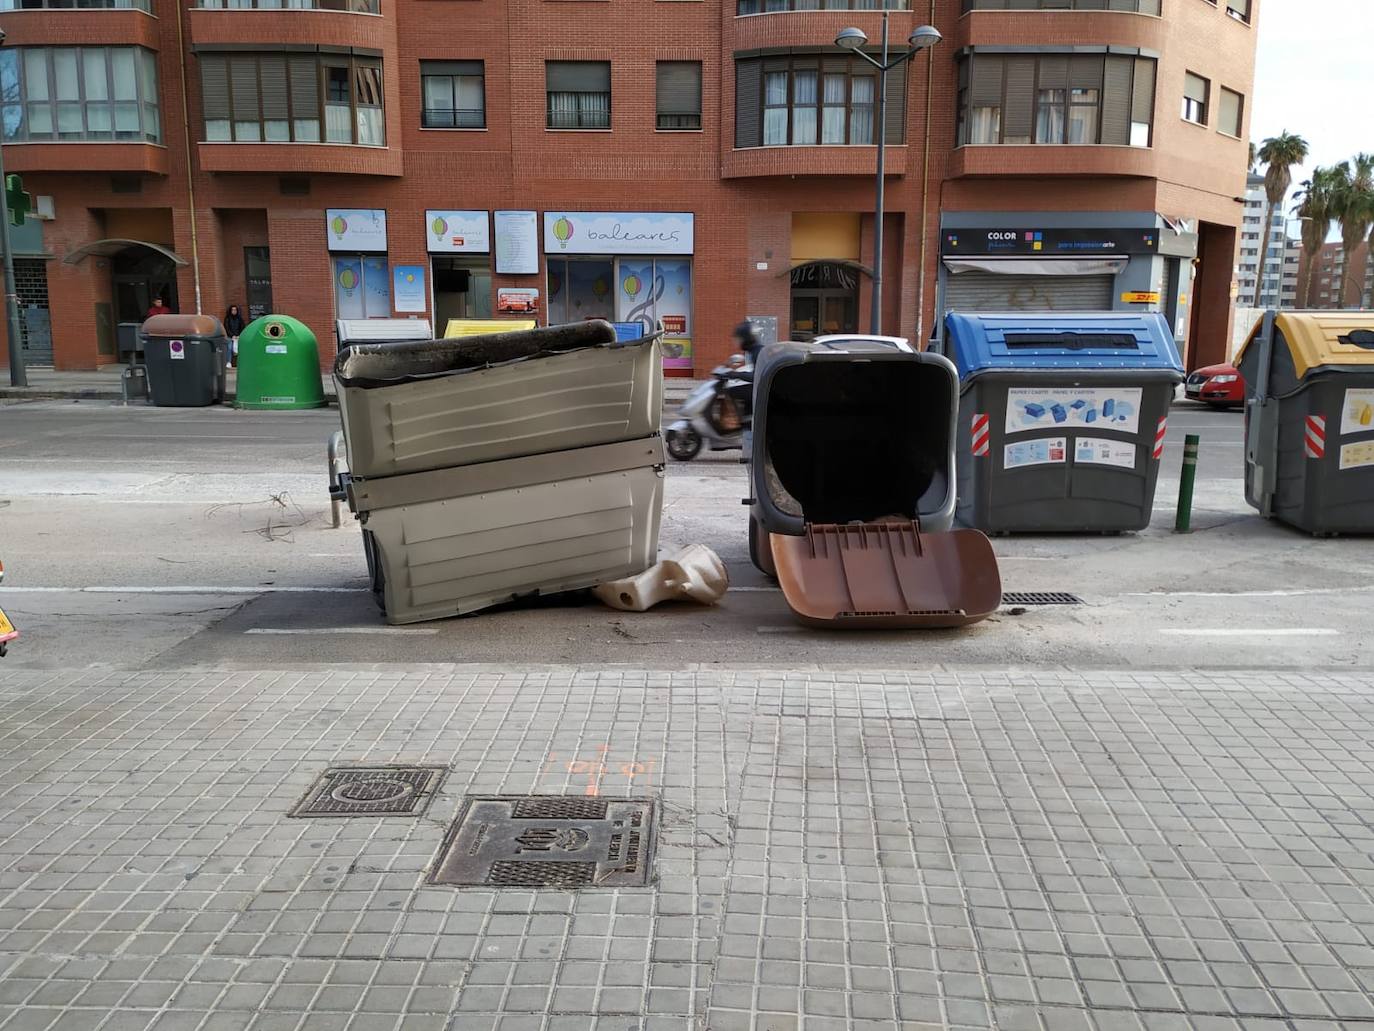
(737, 0, 909, 13)
(1226, 0, 1250, 21)
(546, 61, 610, 130)
(0, 0, 152, 9)
(956, 52, 1154, 148)
(0, 46, 160, 143)
(1182, 71, 1208, 125)
(656, 61, 702, 130)
(736, 53, 902, 148)
(961, 0, 1161, 11)
(195, 0, 379, 9)
(199, 52, 384, 146)
(421, 61, 484, 129)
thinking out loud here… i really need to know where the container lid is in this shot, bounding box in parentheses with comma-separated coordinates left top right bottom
(944, 312, 1183, 375)
(770, 522, 1002, 629)
(1235, 311, 1374, 379)
(141, 314, 223, 338)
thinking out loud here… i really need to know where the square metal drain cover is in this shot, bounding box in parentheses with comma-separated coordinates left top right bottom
(290, 764, 446, 818)
(1002, 591, 1083, 606)
(430, 795, 657, 888)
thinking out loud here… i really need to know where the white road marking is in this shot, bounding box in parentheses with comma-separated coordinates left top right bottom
(1129, 586, 1374, 598)
(245, 627, 438, 636)
(730, 585, 781, 592)
(3, 586, 366, 594)
(1159, 628, 1340, 637)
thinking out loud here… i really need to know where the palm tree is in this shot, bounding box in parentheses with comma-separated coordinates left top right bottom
(1293, 166, 1339, 306)
(1331, 155, 1374, 307)
(1252, 131, 1309, 306)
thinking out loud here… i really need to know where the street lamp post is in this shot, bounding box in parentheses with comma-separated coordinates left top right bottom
(836, 18, 941, 336)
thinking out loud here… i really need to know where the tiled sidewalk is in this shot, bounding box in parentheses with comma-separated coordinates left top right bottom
(1, 667, 1373, 1031)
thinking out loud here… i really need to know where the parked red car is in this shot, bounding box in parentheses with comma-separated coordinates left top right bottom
(1185, 362, 1246, 408)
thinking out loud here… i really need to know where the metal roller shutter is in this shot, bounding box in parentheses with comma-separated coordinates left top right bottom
(944, 271, 1115, 313)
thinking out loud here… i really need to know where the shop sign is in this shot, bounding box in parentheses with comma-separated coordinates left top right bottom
(393, 265, 427, 313)
(325, 209, 387, 253)
(544, 212, 694, 256)
(426, 210, 490, 254)
(1121, 291, 1161, 304)
(494, 210, 540, 274)
(941, 227, 1159, 257)
(497, 288, 539, 314)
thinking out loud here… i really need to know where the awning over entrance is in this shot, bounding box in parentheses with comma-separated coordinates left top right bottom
(943, 257, 1127, 277)
(782, 259, 875, 281)
(62, 239, 188, 267)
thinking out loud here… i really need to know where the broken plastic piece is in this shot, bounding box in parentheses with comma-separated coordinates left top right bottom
(593, 544, 729, 612)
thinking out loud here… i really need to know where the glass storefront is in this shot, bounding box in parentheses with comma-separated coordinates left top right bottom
(333, 254, 391, 319)
(547, 256, 693, 368)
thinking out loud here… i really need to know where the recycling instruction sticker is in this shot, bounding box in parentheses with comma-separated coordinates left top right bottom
(1006, 387, 1143, 436)
(1341, 389, 1374, 436)
(1074, 437, 1137, 469)
(1003, 437, 1067, 470)
(1339, 440, 1374, 471)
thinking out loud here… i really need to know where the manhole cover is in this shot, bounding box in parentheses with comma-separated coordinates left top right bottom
(1002, 591, 1083, 606)
(430, 795, 657, 888)
(290, 765, 446, 818)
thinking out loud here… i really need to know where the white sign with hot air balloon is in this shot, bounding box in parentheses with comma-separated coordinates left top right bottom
(543, 212, 694, 256)
(425, 210, 490, 254)
(325, 209, 387, 253)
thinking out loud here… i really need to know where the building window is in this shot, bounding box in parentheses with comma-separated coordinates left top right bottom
(546, 61, 610, 129)
(956, 52, 1154, 148)
(656, 61, 702, 130)
(333, 254, 390, 320)
(0, 46, 161, 143)
(1225, 0, 1250, 21)
(421, 61, 484, 129)
(195, 0, 379, 9)
(1182, 72, 1208, 125)
(738, 0, 909, 12)
(1217, 86, 1242, 137)
(0, 0, 152, 8)
(961, 0, 1160, 10)
(199, 52, 384, 146)
(736, 54, 900, 148)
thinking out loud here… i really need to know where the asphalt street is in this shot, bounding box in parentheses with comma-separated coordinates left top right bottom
(1, 397, 1371, 672)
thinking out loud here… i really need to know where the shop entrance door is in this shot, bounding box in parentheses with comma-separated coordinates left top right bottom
(112, 247, 179, 322)
(432, 256, 492, 331)
(790, 262, 859, 340)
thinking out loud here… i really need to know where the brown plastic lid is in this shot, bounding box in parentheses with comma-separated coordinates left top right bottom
(142, 314, 223, 337)
(770, 521, 1002, 629)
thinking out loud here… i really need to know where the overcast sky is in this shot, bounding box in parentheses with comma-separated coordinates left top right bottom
(1251, 0, 1371, 224)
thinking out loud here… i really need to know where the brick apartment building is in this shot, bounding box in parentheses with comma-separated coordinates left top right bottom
(0, 0, 1257, 375)
(1306, 240, 1373, 310)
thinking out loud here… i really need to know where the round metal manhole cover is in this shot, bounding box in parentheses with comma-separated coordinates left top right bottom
(330, 778, 415, 805)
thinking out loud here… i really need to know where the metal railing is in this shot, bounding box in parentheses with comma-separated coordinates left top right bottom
(0, 0, 152, 10)
(196, 0, 380, 11)
(421, 108, 485, 129)
(739, 0, 909, 12)
(962, 0, 1160, 13)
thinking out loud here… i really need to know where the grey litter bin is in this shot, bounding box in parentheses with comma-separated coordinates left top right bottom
(1237, 310, 1374, 535)
(141, 314, 229, 407)
(942, 311, 1184, 534)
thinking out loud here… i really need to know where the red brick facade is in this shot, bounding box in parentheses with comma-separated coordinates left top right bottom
(0, 0, 1257, 373)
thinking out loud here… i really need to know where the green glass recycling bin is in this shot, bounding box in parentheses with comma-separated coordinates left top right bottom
(235, 315, 327, 410)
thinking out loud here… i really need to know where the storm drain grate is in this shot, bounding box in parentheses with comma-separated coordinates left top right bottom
(290, 764, 446, 818)
(430, 795, 657, 888)
(1002, 591, 1084, 606)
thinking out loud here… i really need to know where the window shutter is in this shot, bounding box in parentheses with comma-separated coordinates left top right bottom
(1132, 58, 1156, 126)
(883, 56, 906, 144)
(1037, 55, 1068, 92)
(969, 54, 1003, 108)
(656, 62, 701, 116)
(229, 56, 259, 121)
(1068, 55, 1102, 91)
(1100, 54, 1132, 146)
(1183, 71, 1207, 104)
(547, 61, 609, 93)
(260, 55, 288, 121)
(735, 58, 760, 148)
(1218, 87, 1242, 136)
(422, 61, 482, 77)
(289, 55, 318, 117)
(200, 54, 229, 122)
(1002, 56, 1035, 138)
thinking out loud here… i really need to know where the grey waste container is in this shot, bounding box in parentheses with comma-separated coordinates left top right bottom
(942, 312, 1184, 534)
(141, 314, 229, 407)
(1237, 310, 1374, 535)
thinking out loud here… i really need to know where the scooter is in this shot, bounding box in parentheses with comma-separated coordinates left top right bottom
(665, 355, 753, 461)
(0, 560, 16, 658)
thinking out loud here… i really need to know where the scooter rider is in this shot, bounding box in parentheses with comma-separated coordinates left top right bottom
(727, 321, 760, 419)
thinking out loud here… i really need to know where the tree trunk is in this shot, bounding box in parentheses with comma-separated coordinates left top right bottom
(1297, 246, 1314, 308)
(1341, 232, 1364, 307)
(1253, 202, 1275, 307)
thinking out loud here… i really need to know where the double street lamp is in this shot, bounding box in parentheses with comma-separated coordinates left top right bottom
(835, 18, 941, 336)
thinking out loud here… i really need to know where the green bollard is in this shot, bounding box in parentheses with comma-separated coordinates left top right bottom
(1174, 434, 1199, 533)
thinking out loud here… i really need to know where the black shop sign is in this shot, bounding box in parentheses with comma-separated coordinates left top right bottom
(941, 227, 1160, 256)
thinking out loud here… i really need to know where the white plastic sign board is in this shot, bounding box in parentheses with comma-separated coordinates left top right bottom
(1341, 389, 1374, 436)
(1074, 437, 1137, 469)
(543, 212, 694, 255)
(426, 210, 490, 253)
(494, 210, 539, 274)
(1005, 387, 1143, 436)
(1003, 437, 1066, 469)
(326, 209, 387, 253)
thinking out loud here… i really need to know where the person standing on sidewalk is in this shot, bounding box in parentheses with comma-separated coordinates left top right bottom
(146, 296, 172, 318)
(224, 304, 246, 367)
